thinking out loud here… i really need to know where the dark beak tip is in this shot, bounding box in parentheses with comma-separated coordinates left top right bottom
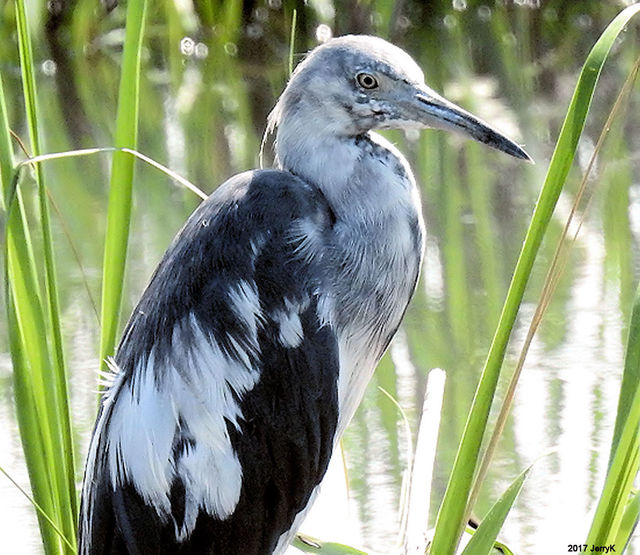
(514, 145, 534, 164)
(497, 139, 533, 163)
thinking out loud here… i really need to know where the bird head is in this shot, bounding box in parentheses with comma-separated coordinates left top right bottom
(268, 35, 531, 162)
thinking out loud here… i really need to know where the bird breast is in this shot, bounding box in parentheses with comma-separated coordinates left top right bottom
(319, 132, 425, 433)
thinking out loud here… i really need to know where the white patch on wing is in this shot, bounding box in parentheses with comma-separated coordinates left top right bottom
(105, 312, 261, 541)
(227, 279, 262, 343)
(249, 233, 265, 258)
(107, 361, 175, 512)
(316, 293, 335, 328)
(274, 298, 306, 348)
(289, 217, 325, 264)
(277, 311, 303, 348)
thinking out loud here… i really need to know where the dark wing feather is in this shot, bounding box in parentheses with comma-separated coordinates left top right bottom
(79, 169, 340, 555)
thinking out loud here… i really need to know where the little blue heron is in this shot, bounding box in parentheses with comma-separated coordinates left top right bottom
(79, 35, 530, 555)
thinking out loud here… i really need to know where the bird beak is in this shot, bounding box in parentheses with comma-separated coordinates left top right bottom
(413, 85, 532, 162)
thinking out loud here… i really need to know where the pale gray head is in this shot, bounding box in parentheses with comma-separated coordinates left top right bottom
(268, 35, 531, 161)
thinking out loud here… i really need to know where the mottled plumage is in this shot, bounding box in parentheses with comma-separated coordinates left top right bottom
(80, 35, 528, 555)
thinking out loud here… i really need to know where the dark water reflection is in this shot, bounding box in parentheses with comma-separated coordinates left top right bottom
(1, 1, 639, 553)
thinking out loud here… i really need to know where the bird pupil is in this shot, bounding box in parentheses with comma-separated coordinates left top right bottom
(358, 73, 377, 89)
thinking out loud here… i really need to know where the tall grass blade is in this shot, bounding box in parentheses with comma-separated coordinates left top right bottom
(587, 284, 640, 545)
(430, 5, 640, 553)
(609, 283, 640, 468)
(615, 489, 640, 551)
(99, 0, 148, 373)
(586, 372, 640, 545)
(289, 9, 298, 76)
(460, 467, 530, 555)
(3, 163, 69, 552)
(15, 0, 68, 377)
(0, 78, 12, 212)
(0, 70, 59, 553)
(4, 291, 60, 553)
(11, 0, 78, 550)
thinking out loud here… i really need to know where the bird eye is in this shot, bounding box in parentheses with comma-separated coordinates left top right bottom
(356, 72, 378, 90)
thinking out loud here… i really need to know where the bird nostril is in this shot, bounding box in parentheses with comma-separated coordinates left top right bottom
(415, 94, 436, 108)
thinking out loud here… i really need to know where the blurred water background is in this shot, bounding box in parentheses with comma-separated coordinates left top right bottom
(1, 0, 639, 553)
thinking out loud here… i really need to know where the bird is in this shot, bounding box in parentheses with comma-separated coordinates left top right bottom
(79, 35, 530, 555)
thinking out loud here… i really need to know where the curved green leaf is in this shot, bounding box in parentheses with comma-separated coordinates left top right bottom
(460, 467, 530, 555)
(293, 534, 368, 555)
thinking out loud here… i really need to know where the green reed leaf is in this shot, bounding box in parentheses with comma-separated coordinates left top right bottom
(430, 5, 640, 553)
(98, 0, 148, 374)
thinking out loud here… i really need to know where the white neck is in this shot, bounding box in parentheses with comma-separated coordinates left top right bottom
(274, 111, 357, 182)
(274, 116, 418, 223)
